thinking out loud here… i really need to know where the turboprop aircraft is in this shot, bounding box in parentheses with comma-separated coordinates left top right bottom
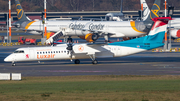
(4, 17, 171, 66)
(13, 0, 161, 44)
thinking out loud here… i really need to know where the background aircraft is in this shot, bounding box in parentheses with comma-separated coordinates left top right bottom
(13, 0, 161, 44)
(169, 18, 180, 38)
(105, 0, 124, 21)
(5, 17, 171, 66)
(140, 0, 150, 21)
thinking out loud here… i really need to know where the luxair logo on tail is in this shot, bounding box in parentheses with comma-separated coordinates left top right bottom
(16, 4, 23, 20)
(150, 4, 160, 19)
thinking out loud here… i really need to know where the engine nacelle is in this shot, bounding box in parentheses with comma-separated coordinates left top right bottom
(170, 29, 180, 39)
(79, 33, 99, 42)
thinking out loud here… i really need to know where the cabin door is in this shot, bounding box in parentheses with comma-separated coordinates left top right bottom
(29, 49, 35, 59)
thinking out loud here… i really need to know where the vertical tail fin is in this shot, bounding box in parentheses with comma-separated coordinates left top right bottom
(140, 0, 150, 21)
(15, 0, 31, 22)
(144, 0, 161, 25)
(143, 17, 172, 43)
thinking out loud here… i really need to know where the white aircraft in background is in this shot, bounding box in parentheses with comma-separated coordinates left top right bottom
(105, 0, 125, 21)
(169, 18, 180, 38)
(13, 0, 161, 44)
(5, 17, 171, 66)
(140, 0, 150, 21)
(105, 0, 150, 21)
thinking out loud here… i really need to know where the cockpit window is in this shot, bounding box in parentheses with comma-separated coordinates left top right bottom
(14, 50, 24, 53)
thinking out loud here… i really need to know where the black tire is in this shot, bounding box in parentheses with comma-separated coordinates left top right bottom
(74, 59, 80, 64)
(12, 63, 16, 66)
(92, 60, 98, 64)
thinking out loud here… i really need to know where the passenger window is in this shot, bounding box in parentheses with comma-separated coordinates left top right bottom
(48, 51, 50, 54)
(64, 51, 66, 53)
(37, 52, 39, 54)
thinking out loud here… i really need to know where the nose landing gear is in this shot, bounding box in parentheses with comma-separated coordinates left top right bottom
(12, 62, 16, 66)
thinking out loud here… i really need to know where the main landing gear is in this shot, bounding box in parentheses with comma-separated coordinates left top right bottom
(73, 54, 98, 65)
(74, 59, 80, 64)
(73, 59, 98, 64)
(89, 54, 98, 64)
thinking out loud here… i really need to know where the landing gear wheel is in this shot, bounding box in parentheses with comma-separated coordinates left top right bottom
(12, 63, 16, 66)
(92, 60, 98, 64)
(74, 59, 80, 64)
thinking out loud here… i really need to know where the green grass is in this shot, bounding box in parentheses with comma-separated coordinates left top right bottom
(0, 75, 180, 101)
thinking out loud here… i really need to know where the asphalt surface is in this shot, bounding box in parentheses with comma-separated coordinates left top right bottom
(1, 44, 180, 76)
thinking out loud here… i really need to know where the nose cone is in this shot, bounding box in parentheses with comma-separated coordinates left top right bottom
(4, 56, 12, 62)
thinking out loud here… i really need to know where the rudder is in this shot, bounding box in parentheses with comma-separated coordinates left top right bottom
(143, 17, 172, 44)
(144, 0, 161, 25)
(15, 0, 31, 22)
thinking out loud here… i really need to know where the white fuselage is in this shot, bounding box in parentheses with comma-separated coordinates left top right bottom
(26, 20, 146, 37)
(168, 18, 180, 38)
(4, 43, 145, 62)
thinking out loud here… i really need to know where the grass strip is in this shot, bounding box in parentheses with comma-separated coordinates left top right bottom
(0, 75, 180, 101)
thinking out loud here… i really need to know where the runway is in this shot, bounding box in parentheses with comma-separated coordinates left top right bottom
(1, 45, 180, 76)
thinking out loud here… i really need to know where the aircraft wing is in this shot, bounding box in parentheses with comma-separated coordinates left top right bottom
(86, 42, 108, 46)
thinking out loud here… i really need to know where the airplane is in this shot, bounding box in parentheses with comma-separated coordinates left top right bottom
(105, 0, 124, 21)
(168, 18, 180, 38)
(13, 0, 161, 44)
(140, 0, 150, 21)
(4, 17, 171, 66)
(105, 0, 150, 21)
